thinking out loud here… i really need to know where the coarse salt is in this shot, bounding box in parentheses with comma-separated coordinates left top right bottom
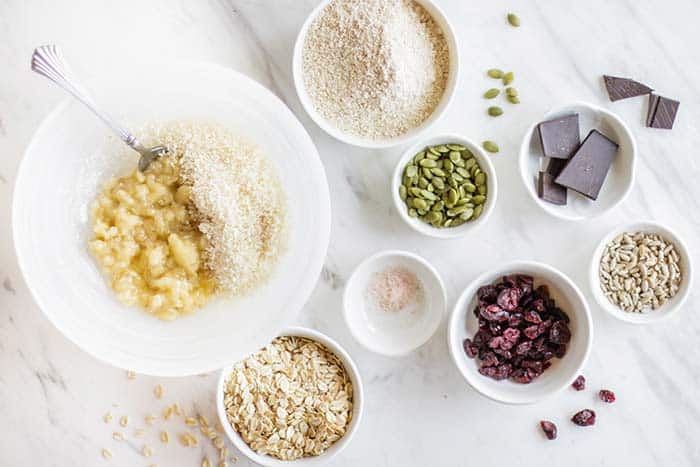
(366, 266, 423, 313)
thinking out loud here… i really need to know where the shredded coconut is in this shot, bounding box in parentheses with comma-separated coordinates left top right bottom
(302, 0, 450, 139)
(141, 121, 287, 295)
(366, 266, 423, 313)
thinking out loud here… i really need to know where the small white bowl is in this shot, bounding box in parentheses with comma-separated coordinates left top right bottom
(518, 102, 637, 221)
(589, 221, 692, 324)
(216, 326, 364, 467)
(392, 134, 497, 238)
(447, 261, 593, 405)
(343, 250, 446, 356)
(292, 0, 460, 148)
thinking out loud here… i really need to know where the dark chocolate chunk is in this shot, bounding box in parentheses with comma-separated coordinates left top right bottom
(537, 172, 567, 205)
(545, 158, 567, 177)
(537, 114, 580, 159)
(603, 75, 653, 101)
(650, 95, 680, 130)
(554, 130, 618, 200)
(646, 94, 660, 127)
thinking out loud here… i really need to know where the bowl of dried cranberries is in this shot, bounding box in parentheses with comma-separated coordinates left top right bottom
(447, 261, 593, 404)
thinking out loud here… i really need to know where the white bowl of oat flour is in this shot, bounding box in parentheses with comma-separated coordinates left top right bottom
(13, 61, 331, 376)
(293, 0, 459, 148)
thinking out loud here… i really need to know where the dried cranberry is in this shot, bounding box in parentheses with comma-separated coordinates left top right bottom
(478, 366, 497, 378)
(536, 284, 550, 298)
(488, 336, 505, 349)
(540, 420, 557, 440)
(523, 310, 542, 324)
(508, 312, 523, 327)
(599, 389, 616, 403)
(493, 348, 512, 359)
(554, 344, 567, 358)
(523, 325, 540, 340)
(533, 337, 547, 352)
(488, 322, 503, 335)
(503, 328, 520, 343)
(481, 352, 499, 367)
(515, 340, 532, 355)
(571, 375, 586, 391)
(481, 304, 509, 322)
(521, 360, 544, 373)
(549, 321, 571, 344)
(511, 368, 532, 384)
(497, 288, 521, 311)
(571, 409, 596, 426)
(463, 339, 478, 358)
(477, 285, 498, 302)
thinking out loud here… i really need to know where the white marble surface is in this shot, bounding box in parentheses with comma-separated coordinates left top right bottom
(1, 0, 700, 465)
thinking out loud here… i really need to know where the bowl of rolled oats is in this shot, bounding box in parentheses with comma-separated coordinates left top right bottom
(589, 221, 692, 324)
(216, 326, 363, 466)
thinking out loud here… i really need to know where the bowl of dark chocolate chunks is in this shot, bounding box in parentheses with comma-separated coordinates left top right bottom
(518, 102, 636, 221)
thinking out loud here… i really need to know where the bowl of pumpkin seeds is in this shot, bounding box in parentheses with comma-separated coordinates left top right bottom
(392, 134, 497, 238)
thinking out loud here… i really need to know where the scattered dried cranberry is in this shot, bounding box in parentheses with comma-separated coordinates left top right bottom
(599, 389, 616, 403)
(571, 409, 596, 426)
(571, 375, 586, 391)
(462, 274, 572, 384)
(540, 420, 557, 440)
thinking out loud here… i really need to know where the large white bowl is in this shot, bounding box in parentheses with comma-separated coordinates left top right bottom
(13, 62, 331, 376)
(292, 0, 460, 148)
(447, 261, 593, 405)
(392, 134, 497, 238)
(216, 326, 363, 467)
(589, 221, 692, 324)
(342, 250, 446, 356)
(518, 102, 636, 221)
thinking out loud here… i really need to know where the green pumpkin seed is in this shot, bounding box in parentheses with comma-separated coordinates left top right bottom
(475, 172, 486, 186)
(418, 209, 427, 216)
(487, 68, 504, 79)
(431, 168, 446, 177)
(408, 208, 418, 217)
(421, 190, 438, 201)
(472, 195, 486, 205)
(465, 158, 476, 169)
(413, 198, 428, 210)
(507, 95, 520, 104)
(482, 141, 499, 153)
(425, 152, 439, 160)
(473, 204, 483, 219)
(460, 208, 474, 220)
(502, 71, 514, 86)
(413, 151, 426, 162)
(488, 106, 503, 117)
(422, 167, 433, 179)
(418, 177, 429, 189)
(432, 178, 445, 190)
(399, 185, 407, 200)
(464, 182, 476, 193)
(432, 200, 444, 212)
(446, 144, 467, 151)
(448, 151, 461, 163)
(507, 13, 520, 27)
(435, 145, 450, 153)
(484, 88, 500, 99)
(455, 167, 470, 178)
(443, 160, 454, 172)
(505, 87, 518, 97)
(447, 188, 459, 204)
(427, 183, 435, 192)
(443, 219, 453, 228)
(419, 159, 437, 168)
(405, 165, 418, 177)
(428, 146, 440, 156)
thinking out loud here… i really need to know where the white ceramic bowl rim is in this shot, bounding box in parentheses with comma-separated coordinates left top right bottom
(292, 0, 461, 148)
(216, 326, 364, 467)
(392, 133, 498, 238)
(342, 249, 447, 356)
(588, 220, 693, 324)
(518, 101, 637, 221)
(13, 61, 331, 376)
(448, 260, 593, 405)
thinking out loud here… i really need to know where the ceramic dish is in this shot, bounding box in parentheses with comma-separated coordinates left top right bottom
(216, 326, 364, 467)
(392, 133, 497, 238)
(13, 61, 331, 376)
(343, 250, 446, 356)
(447, 261, 593, 405)
(292, 0, 460, 148)
(518, 102, 636, 221)
(589, 221, 692, 324)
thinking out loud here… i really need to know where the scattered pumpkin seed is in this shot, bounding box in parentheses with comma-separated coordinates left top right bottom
(488, 106, 503, 117)
(446, 144, 466, 151)
(505, 87, 518, 97)
(484, 88, 500, 99)
(507, 13, 520, 27)
(487, 68, 504, 79)
(502, 71, 514, 85)
(482, 141, 499, 153)
(507, 95, 520, 104)
(101, 448, 113, 460)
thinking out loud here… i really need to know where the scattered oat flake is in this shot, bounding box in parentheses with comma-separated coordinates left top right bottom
(173, 403, 182, 416)
(213, 437, 224, 449)
(145, 414, 157, 425)
(218, 463, 227, 467)
(218, 447, 228, 461)
(202, 457, 212, 467)
(103, 412, 113, 423)
(141, 445, 153, 457)
(126, 370, 136, 380)
(163, 406, 173, 420)
(160, 431, 169, 443)
(134, 428, 145, 437)
(198, 414, 210, 427)
(101, 448, 112, 460)
(214, 422, 224, 433)
(154, 384, 164, 399)
(119, 415, 129, 427)
(185, 416, 198, 427)
(112, 431, 124, 441)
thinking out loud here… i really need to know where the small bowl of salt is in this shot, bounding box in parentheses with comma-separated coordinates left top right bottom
(343, 250, 446, 356)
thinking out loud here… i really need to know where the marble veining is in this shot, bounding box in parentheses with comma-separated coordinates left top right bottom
(1, 0, 700, 466)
